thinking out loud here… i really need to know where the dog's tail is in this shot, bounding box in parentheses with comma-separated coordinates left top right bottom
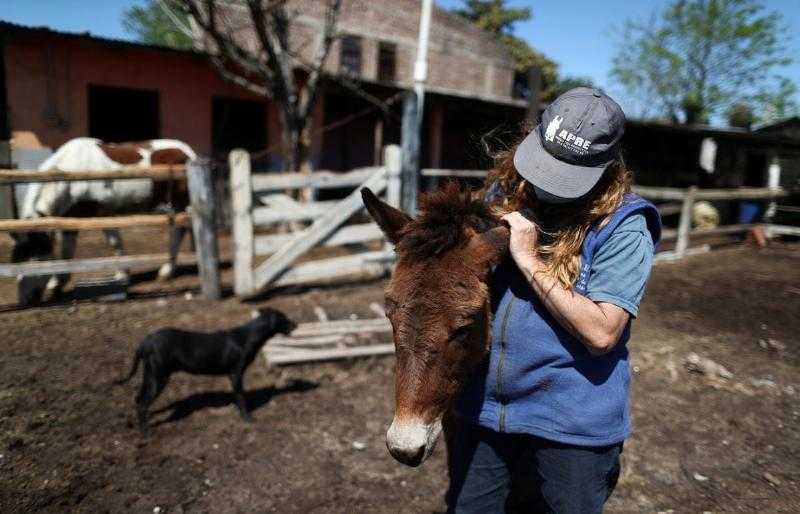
(114, 346, 143, 385)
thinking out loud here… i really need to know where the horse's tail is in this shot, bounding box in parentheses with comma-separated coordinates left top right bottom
(114, 346, 143, 385)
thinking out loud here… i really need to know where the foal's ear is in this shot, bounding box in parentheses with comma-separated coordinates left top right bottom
(475, 226, 510, 267)
(361, 188, 412, 244)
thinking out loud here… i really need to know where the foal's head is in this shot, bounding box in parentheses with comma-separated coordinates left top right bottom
(362, 184, 508, 466)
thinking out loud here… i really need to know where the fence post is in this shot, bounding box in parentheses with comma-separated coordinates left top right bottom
(384, 144, 402, 208)
(675, 186, 697, 258)
(382, 144, 402, 274)
(187, 158, 221, 300)
(229, 149, 254, 297)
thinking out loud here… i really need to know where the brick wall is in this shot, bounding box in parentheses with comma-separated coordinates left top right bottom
(3, 28, 283, 157)
(225, 0, 517, 103)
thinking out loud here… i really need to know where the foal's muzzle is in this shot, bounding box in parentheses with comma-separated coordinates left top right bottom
(386, 416, 442, 467)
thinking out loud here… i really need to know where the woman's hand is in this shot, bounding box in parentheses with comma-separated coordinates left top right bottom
(501, 211, 541, 274)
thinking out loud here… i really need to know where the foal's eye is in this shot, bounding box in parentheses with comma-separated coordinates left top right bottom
(451, 325, 472, 343)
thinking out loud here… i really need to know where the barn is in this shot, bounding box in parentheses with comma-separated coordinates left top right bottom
(0, 4, 528, 174)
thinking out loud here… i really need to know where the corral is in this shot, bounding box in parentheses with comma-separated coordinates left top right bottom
(0, 226, 798, 512)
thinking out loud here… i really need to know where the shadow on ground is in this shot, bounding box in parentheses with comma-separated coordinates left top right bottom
(151, 379, 318, 425)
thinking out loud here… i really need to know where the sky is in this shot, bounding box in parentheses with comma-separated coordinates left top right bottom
(3, 0, 799, 119)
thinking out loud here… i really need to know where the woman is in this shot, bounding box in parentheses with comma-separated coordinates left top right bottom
(449, 88, 661, 513)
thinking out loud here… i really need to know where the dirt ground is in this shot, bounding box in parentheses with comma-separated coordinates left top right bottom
(0, 230, 799, 513)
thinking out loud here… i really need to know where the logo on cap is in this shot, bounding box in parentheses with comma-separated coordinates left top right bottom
(554, 127, 592, 154)
(544, 115, 563, 142)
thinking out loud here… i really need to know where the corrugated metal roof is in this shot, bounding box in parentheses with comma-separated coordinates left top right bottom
(0, 19, 204, 57)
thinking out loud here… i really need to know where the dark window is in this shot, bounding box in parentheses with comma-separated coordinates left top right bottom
(340, 35, 362, 75)
(377, 42, 396, 83)
(88, 85, 159, 141)
(211, 96, 267, 158)
(744, 153, 767, 187)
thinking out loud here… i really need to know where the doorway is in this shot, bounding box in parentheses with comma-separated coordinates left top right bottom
(88, 85, 159, 142)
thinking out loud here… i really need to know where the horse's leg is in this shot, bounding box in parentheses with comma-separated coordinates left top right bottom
(104, 229, 129, 283)
(47, 230, 78, 296)
(158, 225, 186, 280)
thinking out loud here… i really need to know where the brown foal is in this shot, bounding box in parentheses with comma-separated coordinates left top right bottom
(362, 183, 508, 466)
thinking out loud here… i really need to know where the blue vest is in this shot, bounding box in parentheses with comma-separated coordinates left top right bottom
(456, 194, 662, 446)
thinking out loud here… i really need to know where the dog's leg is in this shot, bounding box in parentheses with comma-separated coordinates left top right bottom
(230, 368, 252, 422)
(135, 361, 155, 438)
(136, 357, 171, 438)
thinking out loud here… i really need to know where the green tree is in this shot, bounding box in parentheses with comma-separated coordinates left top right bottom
(753, 77, 799, 124)
(122, 0, 193, 50)
(611, 0, 792, 123)
(452, 0, 559, 100)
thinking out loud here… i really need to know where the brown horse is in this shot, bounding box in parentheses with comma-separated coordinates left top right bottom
(361, 183, 508, 466)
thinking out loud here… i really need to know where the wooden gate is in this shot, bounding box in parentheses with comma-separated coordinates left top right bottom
(229, 144, 401, 298)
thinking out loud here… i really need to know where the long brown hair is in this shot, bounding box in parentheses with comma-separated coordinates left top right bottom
(483, 140, 632, 289)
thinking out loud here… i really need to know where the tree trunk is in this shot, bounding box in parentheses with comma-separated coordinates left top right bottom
(279, 109, 314, 233)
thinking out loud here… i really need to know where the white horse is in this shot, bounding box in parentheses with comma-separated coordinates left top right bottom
(13, 137, 196, 304)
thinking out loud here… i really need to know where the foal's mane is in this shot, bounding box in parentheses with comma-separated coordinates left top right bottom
(396, 182, 498, 259)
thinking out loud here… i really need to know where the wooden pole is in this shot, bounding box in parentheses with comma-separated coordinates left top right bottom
(186, 159, 221, 300)
(400, 90, 420, 214)
(229, 149, 255, 297)
(383, 144, 402, 273)
(675, 186, 697, 258)
(384, 144, 402, 208)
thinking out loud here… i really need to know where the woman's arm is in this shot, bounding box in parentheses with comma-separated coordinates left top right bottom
(502, 212, 630, 356)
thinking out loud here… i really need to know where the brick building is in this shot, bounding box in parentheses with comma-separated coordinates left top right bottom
(0, 2, 528, 173)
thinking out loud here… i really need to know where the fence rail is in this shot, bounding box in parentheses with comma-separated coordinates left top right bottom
(251, 167, 380, 192)
(0, 213, 191, 231)
(418, 167, 794, 260)
(1, 162, 219, 301)
(0, 252, 196, 277)
(0, 165, 186, 184)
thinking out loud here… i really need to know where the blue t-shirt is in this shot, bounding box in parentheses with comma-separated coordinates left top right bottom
(585, 213, 655, 317)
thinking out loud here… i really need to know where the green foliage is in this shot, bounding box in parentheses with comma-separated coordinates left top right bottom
(452, 0, 559, 100)
(453, 0, 530, 34)
(753, 77, 800, 124)
(726, 102, 755, 128)
(122, 0, 193, 50)
(610, 0, 793, 123)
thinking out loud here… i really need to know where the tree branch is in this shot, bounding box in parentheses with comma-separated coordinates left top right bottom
(247, 0, 296, 108)
(208, 55, 269, 97)
(298, 0, 342, 120)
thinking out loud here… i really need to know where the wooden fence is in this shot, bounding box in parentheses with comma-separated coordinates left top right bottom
(0, 161, 221, 300)
(419, 168, 793, 261)
(229, 161, 796, 365)
(230, 144, 401, 298)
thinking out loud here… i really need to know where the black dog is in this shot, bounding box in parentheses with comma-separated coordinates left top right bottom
(115, 307, 295, 436)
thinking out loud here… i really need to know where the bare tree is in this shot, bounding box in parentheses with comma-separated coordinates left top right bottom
(168, 0, 342, 173)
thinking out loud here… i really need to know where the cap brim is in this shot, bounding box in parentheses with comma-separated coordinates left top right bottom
(513, 127, 609, 199)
